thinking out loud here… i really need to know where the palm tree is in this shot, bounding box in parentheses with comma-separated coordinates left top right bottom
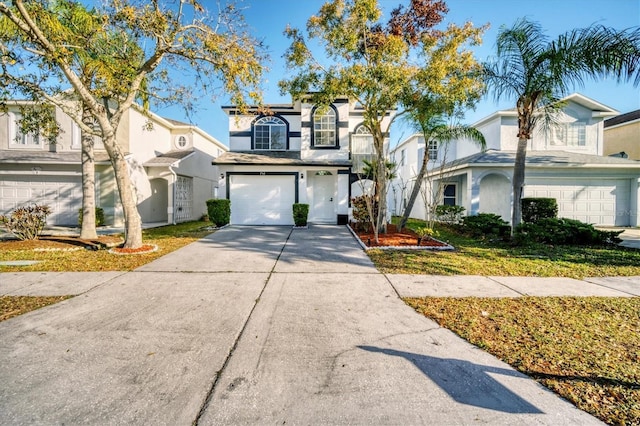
(483, 18, 640, 232)
(397, 114, 485, 231)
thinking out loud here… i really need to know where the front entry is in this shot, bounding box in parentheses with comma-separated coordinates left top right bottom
(311, 173, 335, 223)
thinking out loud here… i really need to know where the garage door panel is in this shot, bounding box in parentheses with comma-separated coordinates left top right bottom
(524, 179, 630, 226)
(0, 176, 82, 226)
(229, 175, 295, 225)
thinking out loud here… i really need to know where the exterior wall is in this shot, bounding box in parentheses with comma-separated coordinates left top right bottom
(604, 120, 640, 160)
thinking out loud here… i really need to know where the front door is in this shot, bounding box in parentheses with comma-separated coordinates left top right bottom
(312, 174, 335, 223)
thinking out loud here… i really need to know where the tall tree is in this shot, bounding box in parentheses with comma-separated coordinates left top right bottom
(483, 18, 640, 231)
(280, 0, 485, 243)
(0, 0, 264, 247)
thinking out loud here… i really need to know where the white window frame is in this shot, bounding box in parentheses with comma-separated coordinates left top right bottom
(175, 135, 189, 150)
(442, 183, 457, 206)
(427, 140, 438, 160)
(313, 107, 337, 147)
(254, 116, 287, 150)
(8, 111, 42, 149)
(550, 122, 586, 147)
(71, 122, 82, 149)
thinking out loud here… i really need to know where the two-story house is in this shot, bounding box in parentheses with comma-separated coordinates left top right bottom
(0, 102, 227, 227)
(604, 109, 640, 160)
(390, 93, 640, 227)
(214, 97, 392, 225)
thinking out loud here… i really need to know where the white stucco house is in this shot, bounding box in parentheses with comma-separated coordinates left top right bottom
(214, 97, 392, 225)
(0, 102, 227, 226)
(390, 93, 640, 227)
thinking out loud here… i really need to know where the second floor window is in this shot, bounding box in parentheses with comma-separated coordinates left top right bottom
(254, 116, 286, 150)
(312, 106, 337, 147)
(9, 112, 40, 147)
(427, 140, 438, 160)
(551, 122, 586, 147)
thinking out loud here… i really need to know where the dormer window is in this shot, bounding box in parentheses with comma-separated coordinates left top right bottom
(254, 116, 287, 150)
(312, 105, 337, 148)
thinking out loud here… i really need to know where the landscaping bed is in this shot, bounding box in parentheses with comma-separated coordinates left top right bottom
(351, 223, 452, 250)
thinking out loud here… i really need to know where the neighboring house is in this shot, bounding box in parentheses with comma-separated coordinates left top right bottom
(604, 109, 640, 160)
(390, 93, 640, 227)
(0, 102, 226, 226)
(214, 97, 392, 225)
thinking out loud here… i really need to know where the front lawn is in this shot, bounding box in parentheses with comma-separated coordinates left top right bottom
(1, 295, 72, 322)
(0, 221, 215, 272)
(405, 296, 640, 425)
(369, 220, 640, 278)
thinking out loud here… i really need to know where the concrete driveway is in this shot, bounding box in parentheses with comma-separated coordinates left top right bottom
(0, 226, 604, 425)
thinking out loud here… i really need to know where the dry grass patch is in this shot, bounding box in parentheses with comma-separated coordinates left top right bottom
(1, 295, 72, 322)
(405, 297, 640, 425)
(0, 221, 214, 272)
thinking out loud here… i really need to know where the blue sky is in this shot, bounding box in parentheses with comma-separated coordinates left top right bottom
(156, 0, 640, 147)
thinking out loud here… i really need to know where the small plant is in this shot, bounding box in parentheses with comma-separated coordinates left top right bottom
(521, 198, 558, 223)
(292, 203, 309, 227)
(414, 226, 438, 245)
(515, 218, 623, 246)
(78, 207, 105, 227)
(462, 213, 510, 239)
(435, 205, 465, 224)
(206, 199, 230, 227)
(0, 204, 52, 240)
(351, 195, 377, 232)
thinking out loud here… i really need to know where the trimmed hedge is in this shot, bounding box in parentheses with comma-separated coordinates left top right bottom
(521, 198, 558, 223)
(293, 203, 309, 226)
(515, 217, 623, 246)
(462, 213, 510, 239)
(206, 199, 230, 227)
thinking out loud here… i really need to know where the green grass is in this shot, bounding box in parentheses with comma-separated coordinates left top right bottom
(0, 221, 215, 272)
(369, 219, 640, 278)
(405, 296, 640, 425)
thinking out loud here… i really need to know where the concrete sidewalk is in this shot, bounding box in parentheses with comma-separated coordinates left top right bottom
(0, 225, 624, 425)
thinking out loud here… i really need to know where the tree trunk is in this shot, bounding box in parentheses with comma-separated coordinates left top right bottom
(398, 152, 429, 231)
(79, 106, 97, 239)
(103, 134, 143, 248)
(511, 137, 529, 234)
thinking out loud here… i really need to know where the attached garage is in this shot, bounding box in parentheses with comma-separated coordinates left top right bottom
(228, 173, 297, 225)
(525, 179, 631, 226)
(0, 175, 82, 226)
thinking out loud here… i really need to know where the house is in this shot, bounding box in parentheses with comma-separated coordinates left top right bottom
(390, 93, 640, 227)
(0, 102, 227, 226)
(214, 97, 392, 225)
(604, 109, 640, 160)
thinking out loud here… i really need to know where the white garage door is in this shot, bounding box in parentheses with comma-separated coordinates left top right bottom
(229, 174, 295, 225)
(524, 179, 630, 226)
(0, 175, 82, 226)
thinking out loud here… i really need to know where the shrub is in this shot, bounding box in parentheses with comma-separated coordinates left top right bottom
(78, 207, 105, 227)
(462, 213, 510, 239)
(351, 195, 377, 231)
(206, 199, 230, 227)
(515, 217, 623, 246)
(293, 203, 309, 226)
(521, 198, 558, 223)
(435, 204, 465, 224)
(0, 204, 52, 240)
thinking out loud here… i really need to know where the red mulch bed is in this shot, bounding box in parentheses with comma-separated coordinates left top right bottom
(353, 224, 448, 248)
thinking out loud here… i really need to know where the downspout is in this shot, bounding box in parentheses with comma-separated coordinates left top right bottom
(169, 162, 178, 225)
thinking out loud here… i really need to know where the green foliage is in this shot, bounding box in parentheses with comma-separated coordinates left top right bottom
(206, 199, 230, 227)
(351, 195, 378, 231)
(521, 198, 558, 223)
(462, 213, 510, 239)
(515, 218, 623, 246)
(78, 207, 105, 227)
(435, 204, 465, 224)
(0, 205, 52, 240)
(292, 203, 309, 227)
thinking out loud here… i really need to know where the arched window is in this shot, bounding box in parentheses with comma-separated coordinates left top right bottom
(312, 106, 337, 147)
(253, 116, 287, 150)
